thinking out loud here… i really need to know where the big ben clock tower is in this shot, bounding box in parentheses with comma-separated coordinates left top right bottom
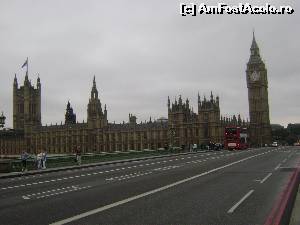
(246, 32, 272, 146)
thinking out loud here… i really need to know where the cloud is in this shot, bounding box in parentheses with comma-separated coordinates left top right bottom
(0, 0, 299, 128)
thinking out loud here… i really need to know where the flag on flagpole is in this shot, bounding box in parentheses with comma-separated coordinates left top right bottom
(21, 58, 28, 68)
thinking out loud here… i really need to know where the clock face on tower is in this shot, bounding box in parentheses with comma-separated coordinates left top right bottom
(250, 70, 260, 82)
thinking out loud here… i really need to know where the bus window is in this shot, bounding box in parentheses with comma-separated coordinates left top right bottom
(225, 128, 237, 135)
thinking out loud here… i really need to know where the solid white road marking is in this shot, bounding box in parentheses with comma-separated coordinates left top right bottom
(260, 173, 272, 184)
(50, 151, 272, 225)
(282, 158, 287, 163)
(275, 163, 281, 170)
(227, 190, 254, 213)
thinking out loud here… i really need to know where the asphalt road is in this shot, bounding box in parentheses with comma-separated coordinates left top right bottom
(0, 146, 299, 225)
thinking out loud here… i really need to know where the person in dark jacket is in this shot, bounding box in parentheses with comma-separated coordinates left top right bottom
(21, 151, 29, 172)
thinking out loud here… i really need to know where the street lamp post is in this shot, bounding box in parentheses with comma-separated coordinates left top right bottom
(169, 123, 175, 150)
(0, 112, 6, 129)
(0, 112, 6, 158)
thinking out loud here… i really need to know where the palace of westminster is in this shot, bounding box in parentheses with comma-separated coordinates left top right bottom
(0, 34, 272, 155)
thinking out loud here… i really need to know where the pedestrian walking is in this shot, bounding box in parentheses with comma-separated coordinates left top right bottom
(37, 152, 43, 169)
(42, 151, 47, 169)
(21, 151, 29, 172)
(75, 146, 82, 165)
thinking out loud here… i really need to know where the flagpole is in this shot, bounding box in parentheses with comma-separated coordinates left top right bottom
(26, 57, 28, 75)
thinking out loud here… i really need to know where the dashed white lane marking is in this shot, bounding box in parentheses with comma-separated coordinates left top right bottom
(260, 173, 272, 184)
(227, 190, 254, 213)
(2, 150, 272, 191)
(104, 152, 238, 183)
(153, 165, 180, 171)
(10, 151, 226, 181)
(117, 172, 152, 181)
(36, 186, 91, 199)
(275, 163, 281, 170)
(282, 158, 287, 163)
(22, 185, 80, 199)
(50, 151, 271, 225)
(106, 172, 153, 181)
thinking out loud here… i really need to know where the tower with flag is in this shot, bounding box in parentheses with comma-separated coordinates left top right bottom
(13, 57, 41, 133)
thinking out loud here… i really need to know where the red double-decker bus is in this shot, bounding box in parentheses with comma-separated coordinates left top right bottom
(224, 126, 249, 150)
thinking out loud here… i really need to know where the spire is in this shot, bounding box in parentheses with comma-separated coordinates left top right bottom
(14, 73, 18, 87)
(251, 31, 258, 50)
(37, 74, 41, 89)
(91, 76, 98, 99)
(179, 95, 182, 105)
(238, 114, 242, 125)
(210, 91, 213, 102)
(93, 75, 96, 87)
(67, 101, 71, 110)
(104, 104, 107, 117)
(65, 101, 76, 124)
(250, 30, 261, 59)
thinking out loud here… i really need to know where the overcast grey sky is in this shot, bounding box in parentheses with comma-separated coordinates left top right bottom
(0, 0, 299, 127)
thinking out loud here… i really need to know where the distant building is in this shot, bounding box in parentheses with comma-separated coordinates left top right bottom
(271, 124, 284, 131)
(287, 124, 300, 135)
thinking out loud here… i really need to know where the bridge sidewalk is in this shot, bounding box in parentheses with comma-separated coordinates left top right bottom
(0, 150, 208, 179)
(289, 184, 300, 225)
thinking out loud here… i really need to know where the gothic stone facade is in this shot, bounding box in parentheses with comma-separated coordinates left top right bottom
(0, 72, 246, 155)
(246, 33, 272, 146)
(1, 35, 267, 155)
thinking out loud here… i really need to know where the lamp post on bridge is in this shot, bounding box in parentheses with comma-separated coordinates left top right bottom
(0, 112, 6, 129)
(169, 123, 176, 150)
(0, 112, 6, 158)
